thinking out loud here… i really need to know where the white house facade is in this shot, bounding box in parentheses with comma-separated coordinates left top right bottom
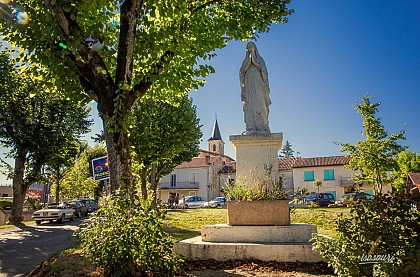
(157, 119, 234, 202)
(279, 156, 392, 199)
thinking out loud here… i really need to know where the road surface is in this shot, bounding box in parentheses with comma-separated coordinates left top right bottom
(0, 219, 81, 277)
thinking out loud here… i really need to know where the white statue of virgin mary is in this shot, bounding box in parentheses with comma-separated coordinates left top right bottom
(239, 42, 271, 135)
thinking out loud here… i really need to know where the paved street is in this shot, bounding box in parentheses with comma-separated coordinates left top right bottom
(0, 219, 81, 277)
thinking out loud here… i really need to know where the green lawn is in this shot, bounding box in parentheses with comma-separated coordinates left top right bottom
(165, 207, 349, 241)
(26, 207, 349, 276)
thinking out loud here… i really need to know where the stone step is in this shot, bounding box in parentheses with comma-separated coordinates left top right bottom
(175, 236, 323, 262)
(202, 223, 317, 243)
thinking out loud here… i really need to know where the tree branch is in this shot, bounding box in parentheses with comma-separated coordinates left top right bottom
(190, 0, 221, 13)
(115, 0, 143, 90)
(129, 50, 174, 107)
(44, 0, 114, 106)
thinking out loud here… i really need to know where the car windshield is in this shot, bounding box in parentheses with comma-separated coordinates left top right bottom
(47, 203, 67, 209)
(212, 197, 224, 201)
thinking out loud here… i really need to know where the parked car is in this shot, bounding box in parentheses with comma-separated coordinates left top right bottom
(203, 197, 227, 208)
(80, 199, 99, 213)
(179, 196, 207, 209)
(67, 200, 88, 218)
(339, 192, 373, 206)
(32, 203, 75, 225)
(305, 193, 335, 207)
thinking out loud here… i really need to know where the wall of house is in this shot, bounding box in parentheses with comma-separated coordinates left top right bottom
(293, 165, 356, 199)
(209, 158, 225, 199)
(279, 170, 294, 194)
(158, 167, 209, 202)
(0, 186, 12, 197)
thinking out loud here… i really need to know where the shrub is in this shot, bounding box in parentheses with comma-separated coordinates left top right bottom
(312, 194, 420, 276)
(24, 191, 42, 210)
(224, 177, 288, 201)
(75, 191, 183, 276)
(0, 199, 12, 210)
(307, 201, 319, 209)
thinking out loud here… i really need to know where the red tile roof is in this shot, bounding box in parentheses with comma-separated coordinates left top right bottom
(219, 161, 236, 174)
(197, 149, 234, 162)
(292, 156, 350, 168)
(278, 157, 301, 170)
(176, 156, 219, 169)
(408, 172, 420, 187)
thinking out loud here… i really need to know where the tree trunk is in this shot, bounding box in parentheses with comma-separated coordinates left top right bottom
(150, 164, 158, 204)
(55, 166, 60, 203)
(9, 147, 28, 224)
(102, 117, 133, 193)
(140, 167, 148, 200)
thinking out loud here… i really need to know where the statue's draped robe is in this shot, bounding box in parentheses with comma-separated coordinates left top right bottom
(240, 45, 271, 134)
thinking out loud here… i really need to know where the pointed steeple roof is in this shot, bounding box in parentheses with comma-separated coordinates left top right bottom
(208, 119, 223, 141)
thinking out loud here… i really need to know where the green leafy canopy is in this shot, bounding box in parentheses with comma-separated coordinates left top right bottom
(335, 95, 406, 194)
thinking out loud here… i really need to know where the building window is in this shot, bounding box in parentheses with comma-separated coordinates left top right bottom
(213, 144, 216, 151)
(170, 174, 176, 187)
(189, 172, 196, 184)
(304, 170, 314, 181)
(1, 193, 8, 197)
(324, 169, 335, 180)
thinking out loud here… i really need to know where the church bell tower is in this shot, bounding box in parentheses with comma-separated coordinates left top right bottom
(208, 118, 224, 155)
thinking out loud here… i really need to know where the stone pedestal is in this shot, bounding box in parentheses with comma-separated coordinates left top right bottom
(201, 224, 316, 243)
(229, 133, 283, 185)
(174, 223, 322, 262)
(227, 200, 290, 226)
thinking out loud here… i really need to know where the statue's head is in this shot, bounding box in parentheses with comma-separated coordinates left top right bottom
(246, 42, 257, 53)
(246, 42, 260, 60)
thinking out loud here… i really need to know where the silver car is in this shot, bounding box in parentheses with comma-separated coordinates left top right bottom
(203, 197, 227, 208)
(180, 196, 207, 209)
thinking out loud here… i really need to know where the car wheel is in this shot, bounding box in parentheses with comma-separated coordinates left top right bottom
(77, 210, 81, 218)
(216, 204, 221, 208)
(35, 220, 41, 225)
(184, 204, 189, 209)
(57, 214, 65, 223)
(70, 213, 75, 221)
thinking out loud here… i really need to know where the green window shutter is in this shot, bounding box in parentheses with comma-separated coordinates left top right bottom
(304, 170, 314, 181)
(324, 169, 334, 180)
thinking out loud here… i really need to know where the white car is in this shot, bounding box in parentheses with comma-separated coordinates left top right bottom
(180, 196, 207, 209)
(203, 197, 227, 208)
(32, 203, 75, 225)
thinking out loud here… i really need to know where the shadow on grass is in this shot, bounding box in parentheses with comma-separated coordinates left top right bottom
(164, 225, 200, 241)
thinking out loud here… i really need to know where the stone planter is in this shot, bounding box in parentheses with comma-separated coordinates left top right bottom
(227, 200, 290, 226)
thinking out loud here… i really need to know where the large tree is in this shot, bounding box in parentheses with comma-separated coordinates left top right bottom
(58, 145, 107, 200)
(0, 0, 293, 192)
(279, 140, 294, 158)
(392, 150, 420, 195)
(129, 95, 202, 200)
(337, 96, 406, 194)
(0, 51, 91, 223)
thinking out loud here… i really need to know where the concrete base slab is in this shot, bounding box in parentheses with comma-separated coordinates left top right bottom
(175, 236, 323, 262)
(202, 223, 317, 243)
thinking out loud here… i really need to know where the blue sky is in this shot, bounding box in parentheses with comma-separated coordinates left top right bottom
(1, 1, 419, 184)
(190, 0, 420, 159)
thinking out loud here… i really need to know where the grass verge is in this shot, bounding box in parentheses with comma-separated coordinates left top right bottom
(0, 221, 36, 230)
(27, 207, 348, 276)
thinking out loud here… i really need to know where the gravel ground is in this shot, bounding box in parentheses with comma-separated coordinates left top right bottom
(184, 260, 336, 277)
